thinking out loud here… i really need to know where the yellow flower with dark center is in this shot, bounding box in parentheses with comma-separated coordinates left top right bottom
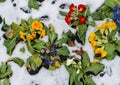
(95, 48, 107, 58)
(32, 20, 43, 31)
(106, 21, 117, 30)
(40, 30, 46, 38)
(19, 31, 25, 40)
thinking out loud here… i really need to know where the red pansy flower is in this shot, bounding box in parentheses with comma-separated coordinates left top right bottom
(79, 16, 87, 25)
(65, 16, 71, 25)
(78, 4, 86, 12)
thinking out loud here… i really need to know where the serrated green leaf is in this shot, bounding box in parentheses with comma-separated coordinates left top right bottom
(84, 76, 95, 85)
(9, 58, 24, 67)
(76, 25, 87, 45)
(28, 0, 39, 9)
(59, 11, 67, 16)
(3, 79, 10, 85)
(85, 63, 104, 75)
(104, 43, 116, 60)
(81, 51, 90, 69)
(56, 46, 69, 56)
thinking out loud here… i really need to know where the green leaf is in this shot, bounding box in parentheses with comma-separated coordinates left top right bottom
(0, 0, 6, 2)
(69, 71, 76, 85)
(2, 18, 9, 31)
(27, 57, 36, 71)
(28, 17, 34, 25)
(105, 0, 117, 8)
(59, 11, 68, 16)
(104, 43, 116, 60)
(32, 54, 42, 67)
(27, 54, 42, 71)
(4, 37, 17, 55)
(0, 65, 12, 79)
(8, 58, 25, 67)
(56, 46, 69, 56)
(84, 76, 95, 85)
(27, 41, 35, 54)
(77, 71, 84, 80)
(115, 40, 120, 52)
(83, 6, 91, 17)
(20, 47, 25, 53)
(0, 63, 7, 74)
(76, 25, 87, 45)
(86, 21, 96, 27)
(55, 38, 67, 47)
(55, 30, 74, 46)
(47, 25, 58, 44)
(81, 51, 90, 69)
(72, 20, 79, 27)
(85, 63, 104, 75)
(28, 0, 39, 9)
(3, 79, 10, 85)
(91, 11, 102, 20)
(33, 39, 47, 50)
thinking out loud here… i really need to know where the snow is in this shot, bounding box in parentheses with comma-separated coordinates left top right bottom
(0, 0, 120, 85)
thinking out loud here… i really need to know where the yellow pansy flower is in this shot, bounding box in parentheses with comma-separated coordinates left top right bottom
(32, 20, 43, 31)
(95, 48, 107, 58)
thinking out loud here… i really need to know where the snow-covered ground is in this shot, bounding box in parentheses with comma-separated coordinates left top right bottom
(0, 0, 120, 85)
